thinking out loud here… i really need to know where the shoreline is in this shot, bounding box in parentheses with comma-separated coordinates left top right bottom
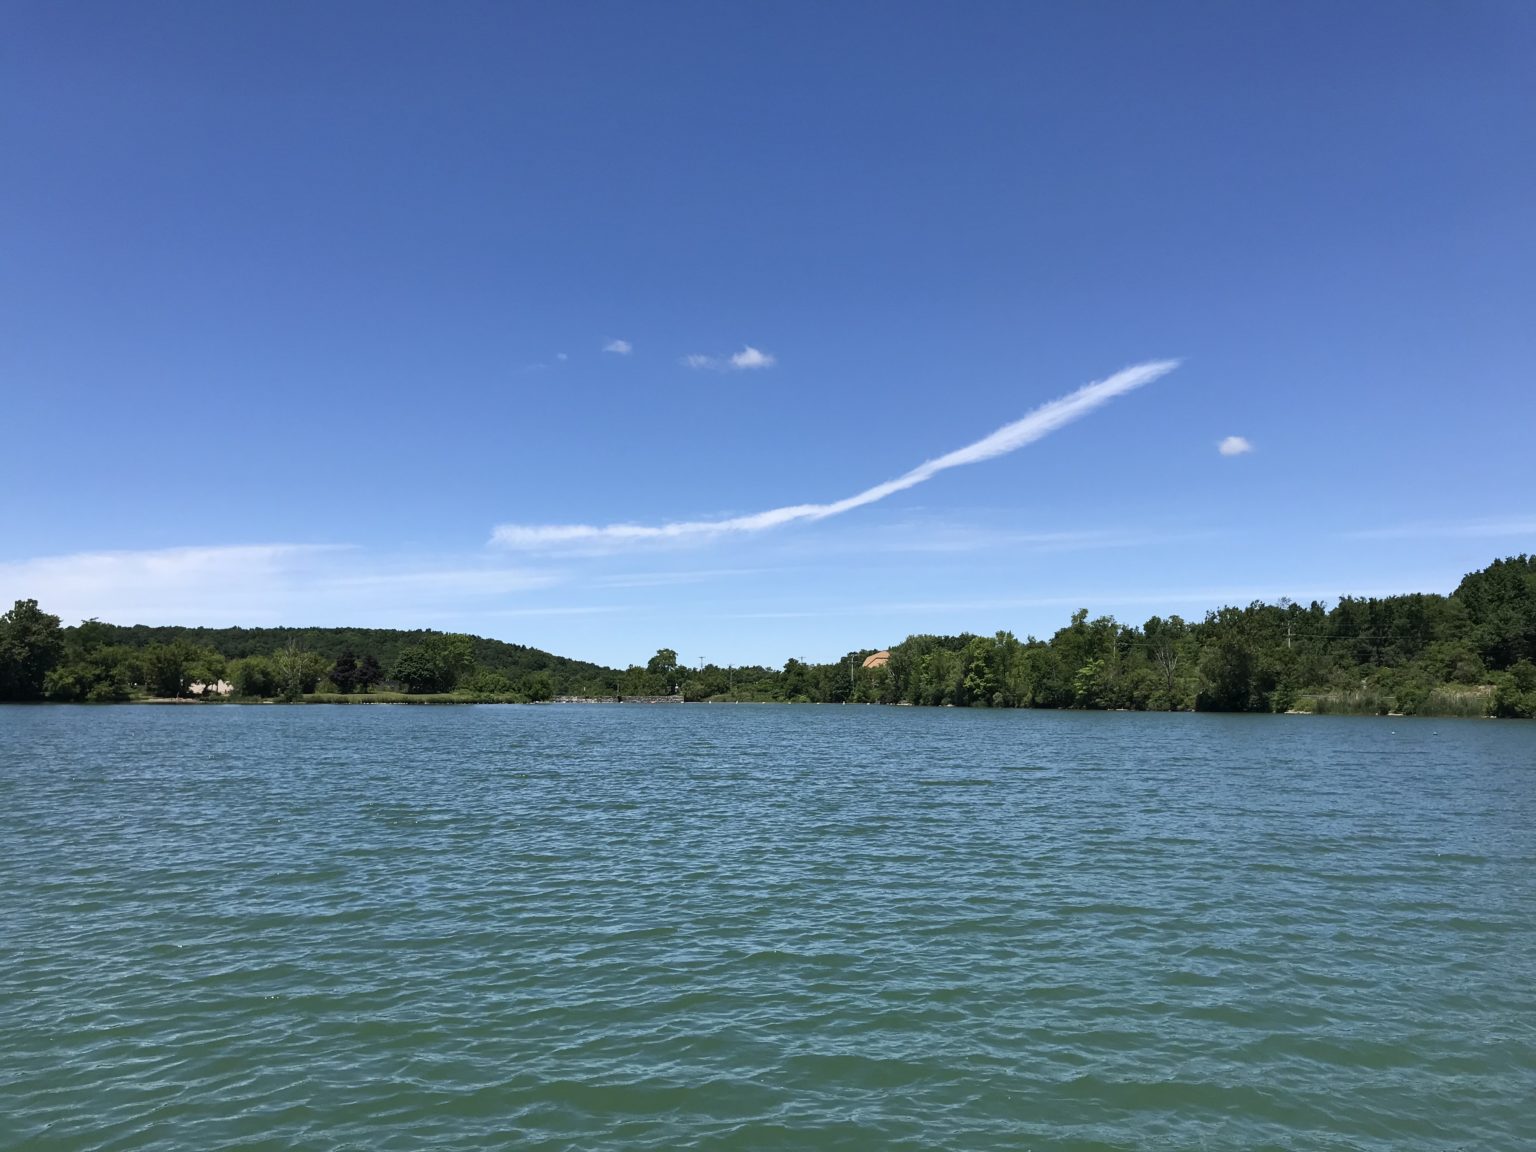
(4, 697, 1512, 719)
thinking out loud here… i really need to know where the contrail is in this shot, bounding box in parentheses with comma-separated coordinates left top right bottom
(491, 359, 1179, 548)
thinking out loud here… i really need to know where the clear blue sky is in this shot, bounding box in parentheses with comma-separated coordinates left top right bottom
(3, 1, 1533, 667)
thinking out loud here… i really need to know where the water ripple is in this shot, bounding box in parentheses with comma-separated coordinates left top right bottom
(3, 704, 1534, 1150)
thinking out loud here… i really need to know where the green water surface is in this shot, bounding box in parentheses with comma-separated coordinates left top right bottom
(2, 704, 1533, 1150)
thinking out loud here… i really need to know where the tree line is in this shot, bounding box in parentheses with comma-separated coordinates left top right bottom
(0, 616, 593, 702)
(2, 554, 1533, 715)
(641, 554, 1536, 718)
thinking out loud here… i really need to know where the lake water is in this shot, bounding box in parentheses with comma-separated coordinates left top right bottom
(3, 704, 1534, 1150)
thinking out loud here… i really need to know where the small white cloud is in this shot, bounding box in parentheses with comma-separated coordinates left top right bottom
(604, 339, 632, 355)
(1218, 435, 1253, 456)
(556, 352, 568, 361)
(730, 345, 775, 369)
(683, 345, 776, 371)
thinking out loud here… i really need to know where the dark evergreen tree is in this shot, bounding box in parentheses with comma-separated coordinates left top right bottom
(330, 650, 360, 694)
(356, 654, 383, 692)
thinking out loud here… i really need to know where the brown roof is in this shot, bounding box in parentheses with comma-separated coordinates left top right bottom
(861, 650, 890, 669)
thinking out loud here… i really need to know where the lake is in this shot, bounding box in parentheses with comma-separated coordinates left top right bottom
(3, 704, 1533, 1150)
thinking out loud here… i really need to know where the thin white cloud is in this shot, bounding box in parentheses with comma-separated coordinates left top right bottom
(594, 567, 780, 589)
(0, 544, 558, 627)
(480, 605, 623, 618)
(708, 585, 1422, 619)
(604, 339, 632, 355)
(845, 524, 1211, 556)
(1344, 517, 1536, 541)
(1218, 435, 1253, 456)
(683, 345, 776, 371)
(556, 352, 569, 361)
(491, 360, 1179, 549)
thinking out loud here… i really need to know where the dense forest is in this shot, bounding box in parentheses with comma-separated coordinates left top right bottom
(0, 618, 620, 703)
(1, 555, 1533, 716)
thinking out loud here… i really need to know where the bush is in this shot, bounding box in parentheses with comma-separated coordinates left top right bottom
(86, 673, 132, 703)
(1492, 661, 1536, 719)
(520, 671, 554, 702)
(461, 669, 516, 696)
(43, 664, 91, 702)
(230, 656, 278, 698)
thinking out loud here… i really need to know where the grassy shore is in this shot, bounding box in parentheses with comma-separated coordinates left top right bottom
(301, 691, 529, 704)
(133, 691, 534, 705)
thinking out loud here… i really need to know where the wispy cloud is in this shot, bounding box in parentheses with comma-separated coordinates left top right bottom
(708, 585, 1418, 619)
(593, 567, 780, 589)
(1218, 435, 1253, 456)
(683, 344, 776, 371)
(523, 352, 570, 372)
(492, 360, 1178, 549)
(604, 339, 632, 355)
(815, 521, 1213, 556)
(1343, 517, 1536, 541)
(0, 544, 559, 627)
(480, 605, 622, 618)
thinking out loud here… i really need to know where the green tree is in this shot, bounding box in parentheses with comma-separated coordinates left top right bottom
(271, 642, 326, 700)
(190, 651, 227, 696)
(392, 634, 474, 693)
(521, 670, 555, 702)
(43, 664, 92, 702)
(781, 657, 811, 701)
(73, 617, 114, 655)
(461, 668, 516, 696)
(1196, 634, 1253, 712)
(142, 641, 200, 698)
(961, 637, 997, 705)
(57, 645, 139, 702)
(1492, 659, 1536, 719)
(1144, 615, 1189, 709)
(1072, 657, 1109, 709)
(1455, 554, 1536, 670)
(0, 599, 65, 701)
(356, 653, 383, 692)
(230, 655, 278, 697)
(330, 650, 360, 694)
(646, 648, 681, 694)
(993, 631, 1024, 707)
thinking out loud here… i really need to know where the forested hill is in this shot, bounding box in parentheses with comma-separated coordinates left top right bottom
(72, 624, 621, 696)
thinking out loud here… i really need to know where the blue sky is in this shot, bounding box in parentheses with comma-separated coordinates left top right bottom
(3, 1, 1534, 667)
